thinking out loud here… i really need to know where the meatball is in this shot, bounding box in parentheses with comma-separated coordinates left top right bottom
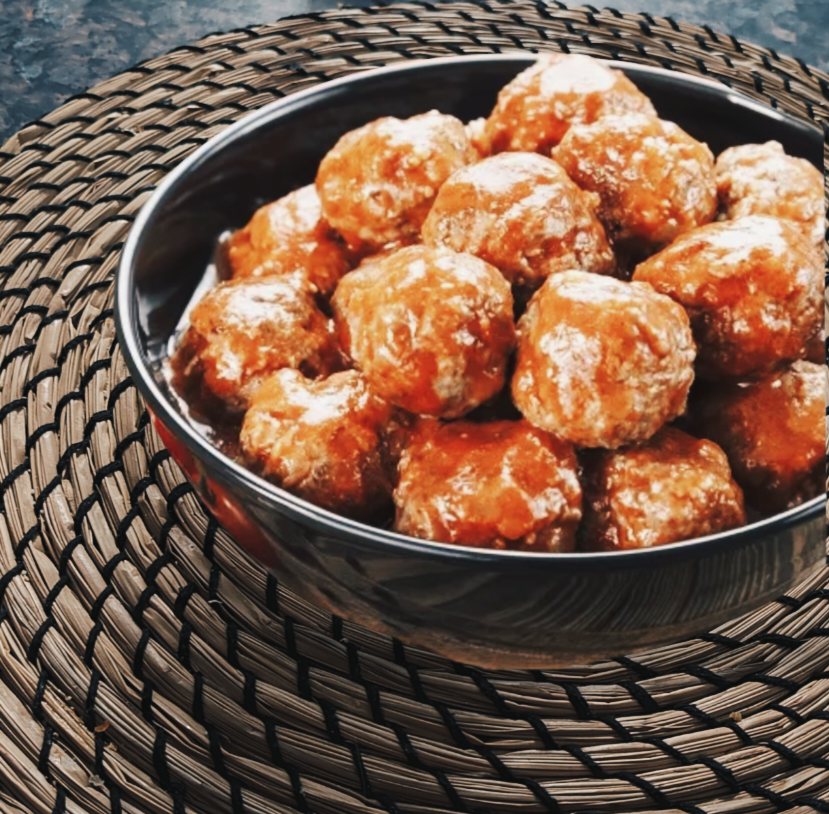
(581, 426, 746, 551)
(633, 216, 822, 380)
(716, 141, 824, 249)
(316, 111, 477, 251)
(421, 152, 615, 288)
(693, 361, 824, 514)
(485, 54, 656, 155)
(241, 369, 398, 519)
(332, 245, 516, 418)
(512, 271, 695, 449)
(394, 419, 582, 551)
(225, 185, 351, 296)
(806, 327, 825, 365)
(553, 113, 717, 250)
(171, 273, 343, 415)
(465, 117, 491, 159)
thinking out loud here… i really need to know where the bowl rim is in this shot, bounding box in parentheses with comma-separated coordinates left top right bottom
(115, 53, 825, 570)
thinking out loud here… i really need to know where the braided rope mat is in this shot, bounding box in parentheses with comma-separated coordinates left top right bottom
(0, 2, 827, 813)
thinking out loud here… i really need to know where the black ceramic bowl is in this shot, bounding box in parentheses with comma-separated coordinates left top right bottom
(116, 55, 825, 669)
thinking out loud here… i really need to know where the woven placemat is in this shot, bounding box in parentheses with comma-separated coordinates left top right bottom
(0, 2, 827, 813)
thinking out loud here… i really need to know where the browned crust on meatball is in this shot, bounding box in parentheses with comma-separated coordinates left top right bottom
(692, 361, 824, 514)
(716, 141, 824, 249)
(485, 54, 656, 155)
(316, 111, 477, 251)
(225, 185, 351, 296)
(394, 419, 582, 550)
(553, 113, 717, 251)
(633, 215, 822, 381)
(171, 273, 344, 416)
(241, 369, 400, 519)
(512, 271, 696, 448)
(422, 152, 615, 287)
(581, 426, 746, 551)
(332, 245, 516, 418)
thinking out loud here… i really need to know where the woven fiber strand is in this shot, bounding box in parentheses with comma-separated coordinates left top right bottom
(0, 2, 827, 813)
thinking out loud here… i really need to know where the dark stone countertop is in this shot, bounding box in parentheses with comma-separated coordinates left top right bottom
(1, 0, 828, 144)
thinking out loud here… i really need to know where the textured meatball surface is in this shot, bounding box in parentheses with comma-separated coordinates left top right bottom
(553, 113, 717, 249)
(716, 141, 824, 249)
(332, 245, 516, 418)
(693, 361, 824, 514)
(241, 369, 397, 519)
(512, 271, 695, 448)
(582, 426, 746, 551)
(394, 419, 582, 551)
(485, 54, 656, 155)
(171, 274, 343, 414)
(633, 215, 821, 380)
(225, 185, 351, 295)
(422, 152, 614, 287)
(316, 111, 477, 251)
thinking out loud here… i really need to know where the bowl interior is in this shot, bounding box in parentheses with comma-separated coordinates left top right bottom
(119, 55, 824, 558)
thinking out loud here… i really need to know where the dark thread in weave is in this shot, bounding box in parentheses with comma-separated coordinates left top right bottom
(84, 621, 104, 669)
(101, 552, 127, 585)
(265, 719, 310, 813)
(742, 781, 792, 811)
(33, 475, 62, 517)
(619, 679, 661, 713)
(243, 670, 258, 716)
(596, 714, 635, 743)
(141, 681, 155, 725)
(679, 703, 754, 746)
(748, 673, 801, 692)
(207, 722, 229, 778)
(697, 755, 741, 792)
(73, 492, 101, 536)
(42, 577, 68, 617)
(50, 785, 66, 814)
(90, 587, 114, 623)
(26, 617, 55, 664)
(614, 654, 659, 679)
(227, 620, 241, 669)
(763, 738, 804, 767)
(177, 621, 193, 672)
(38, 723, 56, 778)
(93, 459, 125, 489)
(616, 772, 674, 808)
(683, 664, 733, 690)
(14, 522, 41, 561)
(31, 669, 49, 723)
(133, 627, 152, 680)
(84, 669, 102, 730)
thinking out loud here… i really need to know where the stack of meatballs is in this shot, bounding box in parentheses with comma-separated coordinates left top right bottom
(171, 54, 825, 553)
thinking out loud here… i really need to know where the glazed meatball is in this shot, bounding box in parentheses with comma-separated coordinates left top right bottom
(316, 111, 477, 251)
(225, 185, 350, 296)
(394, 419, 582, 551)
(421, 152, 615, 288)
(716, 141, 824, 249)
(806, 327, 825, 365)
(633, 216, 822, 380)
(465, 117, 491, 159)
(241, 369, 397, 519)
(693, 361, 824, 514)
(171, 273, 343, 414)
(485, 54, 656, 155)
(553, 113, 717, 250)
(512, 271, 695, 449)
(332, 245, 516, 418)
(582, 426, 746, 551)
